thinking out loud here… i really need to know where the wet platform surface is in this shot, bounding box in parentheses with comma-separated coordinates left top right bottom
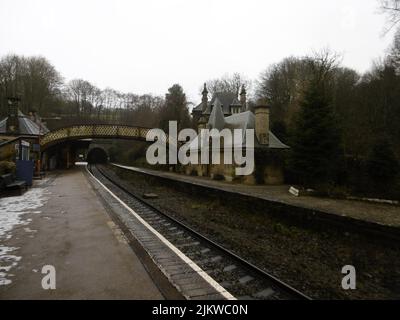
(0, 168, 164, 299)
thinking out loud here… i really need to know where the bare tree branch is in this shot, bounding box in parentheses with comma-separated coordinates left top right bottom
(380, 0, 400, 35)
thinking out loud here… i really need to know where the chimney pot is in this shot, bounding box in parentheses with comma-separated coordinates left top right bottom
(240, 85, 247, 111)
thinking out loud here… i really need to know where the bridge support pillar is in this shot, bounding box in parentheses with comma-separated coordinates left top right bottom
(41, 151, 48, 171)
(67, 145, 71, 169)
(65, 144, 74, 169)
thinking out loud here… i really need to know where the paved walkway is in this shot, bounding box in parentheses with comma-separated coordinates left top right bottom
(113, 164, 400, 229)
(0, 168, 164, 299)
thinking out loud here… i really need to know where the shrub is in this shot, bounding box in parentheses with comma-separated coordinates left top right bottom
(366, 138, 399, 194)
(0, 161, 16, 175)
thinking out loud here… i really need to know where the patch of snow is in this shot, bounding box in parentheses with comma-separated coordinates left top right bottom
(0, 273, 11, 285)
(23, 227, 37, 233)
(0, 249, 21, 285)
(0, 246, 15, 255)
(0, 186, 49, 285)
(0, 187, 49, 238)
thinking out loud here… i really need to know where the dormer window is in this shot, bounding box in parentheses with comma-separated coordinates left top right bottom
(231, 106, 240, 114)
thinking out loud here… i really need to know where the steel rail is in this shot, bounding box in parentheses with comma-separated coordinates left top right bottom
(90, 164, 311, 300)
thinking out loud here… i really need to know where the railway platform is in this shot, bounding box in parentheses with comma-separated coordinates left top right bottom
(112, 163, 400, 230)
(0, 168, 168, 299)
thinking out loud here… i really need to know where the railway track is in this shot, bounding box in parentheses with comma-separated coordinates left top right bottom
(88, 164, 310, 300)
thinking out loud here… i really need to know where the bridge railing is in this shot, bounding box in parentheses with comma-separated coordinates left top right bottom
(40, 124, 170, 150)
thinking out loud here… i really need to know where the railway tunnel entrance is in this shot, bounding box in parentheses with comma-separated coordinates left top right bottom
(87, 147, 108, 164)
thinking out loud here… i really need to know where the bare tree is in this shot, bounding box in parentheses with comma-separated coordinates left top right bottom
(203, 72, 252, 97)
(85, 85, 103, 119)
(0, 55, 25, 114)
(256, 56, 306, 124)
(0, 54, 62, 116)
(24, 56, 62, 114)
(380, 0, 400, 34)
(309, 48, 342, 83)
(66, 79, 95, 116)
(387, 27, 400, 72)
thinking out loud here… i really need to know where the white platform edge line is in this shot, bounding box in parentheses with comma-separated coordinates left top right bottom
(86, 166, 236, 300)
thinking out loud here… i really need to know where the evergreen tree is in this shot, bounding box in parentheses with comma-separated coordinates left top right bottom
(289, 80, 342, 187)
(367, 138, 399, 191)
(159, 84, 192, 131)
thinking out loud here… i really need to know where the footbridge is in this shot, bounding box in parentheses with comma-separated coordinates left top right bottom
(39, 124, 169, 169)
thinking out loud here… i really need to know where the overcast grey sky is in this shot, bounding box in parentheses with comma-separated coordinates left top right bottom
(0, 0, 395, 103)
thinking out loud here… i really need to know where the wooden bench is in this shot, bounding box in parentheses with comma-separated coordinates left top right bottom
(0, 173, 27, 195)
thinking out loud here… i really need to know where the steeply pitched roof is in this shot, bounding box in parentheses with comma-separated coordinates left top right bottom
(230, 97, 242, 106)
(0, 118, 6, 132)
(209, 92, 240, 114)
(193, 92, 244, 116)
(192, 102, 204, 113)
(207, 98, 225, 130)
(224, 111, 289, 148)
(0, 111, 49, 136)
(268, 131, 290, 149)
(189, 110, 289, 151)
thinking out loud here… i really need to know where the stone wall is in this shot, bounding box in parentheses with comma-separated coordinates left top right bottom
(180, 152, 284, 185)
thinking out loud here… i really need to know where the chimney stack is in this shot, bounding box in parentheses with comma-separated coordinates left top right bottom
(6, 97, 20, 134)
(201, 83, 208, 112)
(197, 116, 207, 134)
(254, 104, 270, 145)
(240, 85, 247, 111)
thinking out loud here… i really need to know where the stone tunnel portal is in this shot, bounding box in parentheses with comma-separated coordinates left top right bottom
(87, 147, 108, 164)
